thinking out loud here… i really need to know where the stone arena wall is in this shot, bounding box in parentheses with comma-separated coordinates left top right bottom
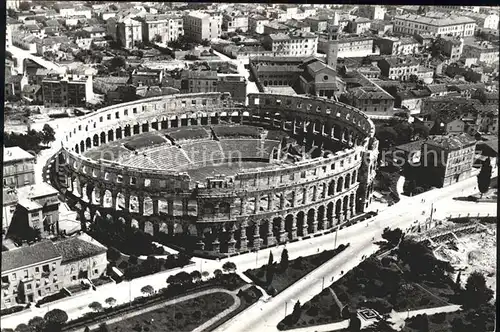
(49, 92, 379, 253)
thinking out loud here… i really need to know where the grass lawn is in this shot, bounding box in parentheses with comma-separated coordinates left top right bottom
(104, 292, 234, 332)
(278, 252, 457, 331)
(245, 245, 349, 296)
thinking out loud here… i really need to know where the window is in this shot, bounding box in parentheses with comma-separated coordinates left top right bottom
(24, 270, 28, 278)
(26, 284, 32, 290)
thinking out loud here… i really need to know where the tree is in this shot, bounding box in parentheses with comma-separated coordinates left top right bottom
(42, 124, 56, 146)
(477, 158, 492, 198)
(129, 255, 138, 265)
(214, 269, 223, 279)
(268, 251, 274, 266)
(105, 297, 116, 307)
(463, 272, 494, 308)
(19, 1, 31, 11)
(222, 261, 237, 273)
(280, 249, 289, 270)
(291, 300, 301, 320)
(190, 270, 202, 283)
(98, 323, 109, 332)
(44, 309, 68, 326)
(107, 247, 121, 261)
(109, 56, 126, 71)
(88, 301, 103, 312)
(28, 316, 45, 332)
(348, 313, 362, 331)
(84, 327, 90, 332)
(141, 285, 155, 296)
(455, 271, 462, 289)
(382, 227, 404, 247)
(14, 324, 30, 332)
(266, 266, 274, 284)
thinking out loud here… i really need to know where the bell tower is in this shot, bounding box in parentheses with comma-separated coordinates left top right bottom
(326, 25, 339, 70)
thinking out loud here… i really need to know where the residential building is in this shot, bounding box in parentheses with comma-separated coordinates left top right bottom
(346, 17, 372, 34)
(137, 14, 184, 44)
(462, 41, 499, 65)
(222, 12, 248, 32)
(183, 11, 222, 42)
(3, 147, 35, 189)
(356, 5, 386, 21)
(130, 68, 163, 86)
(117, 17, 143, 49)
(5, 74, 28, 100)
(262, 22, 289, 35)
(3, 189, 18, 236)
(181, 70, 218, 93)
(395, 90, 426, 114)
(393, 13, 476, 37)
(340, 81, 395, 116)
(375, 36, 421, 56)
(1, 235, 108, 309)
(1, 241, 63, 308)
(248, 15, 270, 34)
(263, 32, 318, 57)
(370, 20, 394, 35)
(298, 59, 346, 98)
(304, 16, 329, 32)
(377, 56, 419, 81)
(319, 33, 376, 59)
(216, 75, 247, 103)
(42, 73, 93, 108)
(461, 12, 499, 30)
(14, 183, 61, 238)
(434, 36, 464, 61)
(54, 234, 107, 287)
(421, 133, 476, 187)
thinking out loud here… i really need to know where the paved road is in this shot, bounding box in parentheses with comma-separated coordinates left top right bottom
(1, 172, 495, 329)
(211, 172, 497, 332)
(7, 45, 65, 73)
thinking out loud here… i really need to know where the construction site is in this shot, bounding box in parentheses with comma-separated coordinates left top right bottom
(409, 218, 497, 299)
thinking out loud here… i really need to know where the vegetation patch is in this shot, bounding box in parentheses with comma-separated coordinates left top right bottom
(245, 244, 349, 297)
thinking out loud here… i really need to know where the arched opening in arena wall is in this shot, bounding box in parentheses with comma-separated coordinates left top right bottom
(317, 205, 326, 230)
(335, 199, 342, 220)
(307, 208, 316, 234)
(296, 211, 306, 237)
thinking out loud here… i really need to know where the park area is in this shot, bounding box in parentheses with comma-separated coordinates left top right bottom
(104, 292, 234, 332)
(278, 230, 461, 331)
(244, 244, 349, 296)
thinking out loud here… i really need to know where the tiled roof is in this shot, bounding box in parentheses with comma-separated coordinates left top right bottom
(1, 241, 61, 273)
(425, 133, 476, 150)
(395, 13, 475, 26)
(3, 146, 36, 163)
(426, 84, 447, 94)
(350, 85, 394, 100)
(54, 236, 106, 263)
(3, 189, 18, 206)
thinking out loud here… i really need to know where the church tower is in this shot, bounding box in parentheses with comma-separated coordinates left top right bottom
(326, 25, 339, 70)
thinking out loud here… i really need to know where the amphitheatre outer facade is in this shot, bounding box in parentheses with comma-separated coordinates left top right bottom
(47, 92, 378, 254)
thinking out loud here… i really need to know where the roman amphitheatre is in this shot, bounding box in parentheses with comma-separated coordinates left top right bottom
(46, 92, 378, 255)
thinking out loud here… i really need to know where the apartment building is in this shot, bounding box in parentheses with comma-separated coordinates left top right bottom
(248, 56, 304, 89)
(42, 73, 93, 108)
(3, 147, 35, 189)
(377, 56, 419, 81)
(304, 16, 329, 32)
(375, 36, 421, 56)
(181, 70, 218, 93)
(14, 183, 61, 238)
(130, 68, 163, 86)
(319, 33, 376, 59)
(222, 12, 248, 32)
(117, 17, 143, 49)
(462, 41, 499, 65)
(263, 32, 318, 57)
(461, 12, 499, 30)
(3, 189, 18, 235)
(421, 133, 477, 187)
(346, 17, 372, 34)
(394, 13, 476, 37)
(1, 235, 107, 309)
(138, 14, 184, 44)
(434, 36, 464, 61)
(184, 11, 222, 42)
(341, 84, 395, 116)
(248, 15, 270, 34)
(216, 75, 247, 103)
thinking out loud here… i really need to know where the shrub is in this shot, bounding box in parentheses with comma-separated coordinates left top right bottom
(308, 319, 315, 325)
(256, 269, 265, 278)
(306, 305, 319, 317)
(174, 312, 183, 320)
(431, 312, 446, 324)
(192, 310, 202, 320)
(363, 298, 393, 314)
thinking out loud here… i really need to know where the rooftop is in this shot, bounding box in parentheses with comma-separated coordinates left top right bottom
(16, 182, 59, 200)
(1, 241, 61, 273)
(393, 140, 425, 153)
(3, 189, 18, 206)
(3, 146, 36, 163)
(395, 13, 476, 26)
(425, 133, 476, 150)
(54, 235, 106, 264)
